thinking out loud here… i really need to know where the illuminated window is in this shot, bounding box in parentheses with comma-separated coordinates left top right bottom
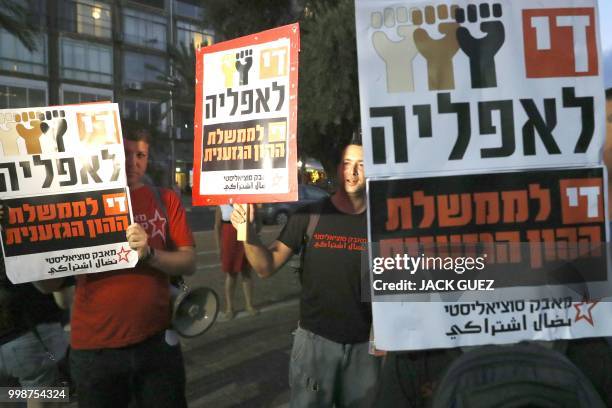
(60, 0, 112, 38)
(177, 21, 214, 49)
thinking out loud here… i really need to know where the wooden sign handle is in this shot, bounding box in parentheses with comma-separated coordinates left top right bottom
(235, 203, 248, 242)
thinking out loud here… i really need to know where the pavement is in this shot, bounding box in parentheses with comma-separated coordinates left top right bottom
(180, 225, 301, 407)
(185, 226, 300, 313)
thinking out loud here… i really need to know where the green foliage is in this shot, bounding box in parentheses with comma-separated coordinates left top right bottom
(0, 0, 39, 51)
(168, 43, 197, 103)
(199, 0, 361, 176)
(298, 0, 360, 174)
(201, 0, 298, 41)
(146, 42, 197, 104)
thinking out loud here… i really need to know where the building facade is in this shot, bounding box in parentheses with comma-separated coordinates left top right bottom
(0, 0, 214, 189)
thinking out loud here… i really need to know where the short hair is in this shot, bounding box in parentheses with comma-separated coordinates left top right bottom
(121, 119, 152, 145)
(606, 88, 612, 100)
(334, 129, 363, 167)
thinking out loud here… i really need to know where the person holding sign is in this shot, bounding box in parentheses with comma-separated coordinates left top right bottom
(231, 140, 380, 407)
(35, 125, 196, 408)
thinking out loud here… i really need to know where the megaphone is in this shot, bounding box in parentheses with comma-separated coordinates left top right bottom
(171, 283, 219, 338)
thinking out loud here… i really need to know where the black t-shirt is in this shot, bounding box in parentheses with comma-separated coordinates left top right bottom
(279, 198, 371, 344)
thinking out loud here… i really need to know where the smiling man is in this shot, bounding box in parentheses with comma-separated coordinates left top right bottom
(231, 138, 380, 407)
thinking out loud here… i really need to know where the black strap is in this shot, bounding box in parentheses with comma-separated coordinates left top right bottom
(147, 184, 174, 249)
(297, 200, 324, 278)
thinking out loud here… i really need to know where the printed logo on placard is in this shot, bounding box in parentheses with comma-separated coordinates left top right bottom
(364, 2, 598, 169)
(559, 178, 603, 224)
(0, 109, 68, 156)
(0, 108, 122, 194)
(260, 47, 288, 79)
(522, 8, 598, 78)
(371, 3, 505, 92)
(574, 298, 599, 326)
(220, 46, 289, 89)
(370, 3, 598, 91)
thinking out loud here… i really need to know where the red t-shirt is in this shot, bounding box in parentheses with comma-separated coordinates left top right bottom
(71, 185, 194, 349)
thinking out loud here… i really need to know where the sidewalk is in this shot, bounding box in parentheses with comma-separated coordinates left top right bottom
(182, 225, 299, 407)
(185, 225, 301, 318)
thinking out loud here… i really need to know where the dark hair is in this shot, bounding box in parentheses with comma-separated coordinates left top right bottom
(348, 128, 362, 146)
(334, 129, 363, 167)
(121, 119, 152, 144)
(606, 88, 612, 100)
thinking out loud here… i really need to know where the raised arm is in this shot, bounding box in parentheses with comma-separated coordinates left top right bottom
(231, 204, 293, 278)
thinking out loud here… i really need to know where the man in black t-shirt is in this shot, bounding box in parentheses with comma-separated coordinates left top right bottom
(231, 142, 380, 407)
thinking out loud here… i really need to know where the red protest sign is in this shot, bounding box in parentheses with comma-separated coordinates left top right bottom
(193, 23, 300, 206)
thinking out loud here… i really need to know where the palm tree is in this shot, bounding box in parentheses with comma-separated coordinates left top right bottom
(0, 0, 38, 51)
(142, 42, 197, 120)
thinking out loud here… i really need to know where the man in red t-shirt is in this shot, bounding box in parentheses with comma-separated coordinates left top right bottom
(37, 126, 195, 407)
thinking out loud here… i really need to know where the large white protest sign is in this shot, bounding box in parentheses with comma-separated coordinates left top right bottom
(356, 0, 605, 177)
(356, 0, 611, 351)
(0, 103, 137, 283)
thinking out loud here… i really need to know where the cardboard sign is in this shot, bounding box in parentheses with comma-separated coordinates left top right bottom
(193, 24, 300, 205)
(355, 0, 605, 177)
(355, 0, 610, 350)
(0, 103, 137, 283)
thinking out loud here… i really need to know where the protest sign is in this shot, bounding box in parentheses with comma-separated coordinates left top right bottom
(193, 24, 300, 206)
(371, 298, 612, 350)
(355, 0, 610, 350)
(0, 103, 137, 283)
(355, 0, 605, 177)
(368, 167, 609, 299)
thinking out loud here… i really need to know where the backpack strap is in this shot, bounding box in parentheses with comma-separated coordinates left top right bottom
(295, 200, 324, 277)
(148, 184, 168, 220)
(305, 204, 322, 245)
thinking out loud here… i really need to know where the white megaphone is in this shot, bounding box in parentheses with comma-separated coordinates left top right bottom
(170, 282, 219, 338)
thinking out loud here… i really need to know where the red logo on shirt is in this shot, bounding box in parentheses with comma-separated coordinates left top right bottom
(148, 209, 167, 242)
